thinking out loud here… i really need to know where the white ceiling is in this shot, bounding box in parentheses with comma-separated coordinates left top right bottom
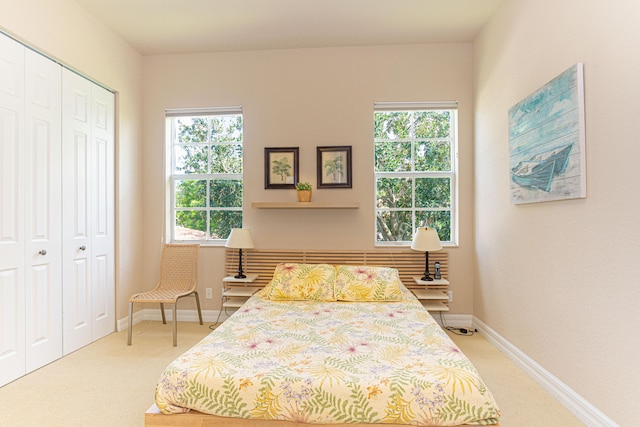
(72, 0, 503, 55)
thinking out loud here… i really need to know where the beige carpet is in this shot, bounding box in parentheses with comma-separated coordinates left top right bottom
(0, 321, 584, 426)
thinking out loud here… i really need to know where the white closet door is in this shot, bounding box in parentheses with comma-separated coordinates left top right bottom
(0, 33, 111, 384)
(89, 84, 114, 342)
(0, 34, 26, 386)
(62, 71, 93, 354)
(24, 49, 62, 372)
(62, 70, 114, 354)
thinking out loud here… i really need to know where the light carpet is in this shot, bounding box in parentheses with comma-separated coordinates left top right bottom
(0, 321, 584, 426)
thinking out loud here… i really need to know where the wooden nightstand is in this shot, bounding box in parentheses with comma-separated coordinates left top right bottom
(410, 277, 450, 312)
(221, 274, 260, 310)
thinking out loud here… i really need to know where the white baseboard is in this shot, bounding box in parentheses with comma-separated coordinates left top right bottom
(432, 312, 473, 328)
(473, 317, 617, 427)
(117, 308, 231, 332)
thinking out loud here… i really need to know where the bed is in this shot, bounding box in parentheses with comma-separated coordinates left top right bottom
(146, 250, 500, 427)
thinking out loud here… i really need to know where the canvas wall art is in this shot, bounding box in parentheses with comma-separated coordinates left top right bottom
(508, 63, 586, 204)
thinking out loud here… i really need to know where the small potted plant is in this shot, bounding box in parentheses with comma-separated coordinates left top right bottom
(296, 182, 312, 202)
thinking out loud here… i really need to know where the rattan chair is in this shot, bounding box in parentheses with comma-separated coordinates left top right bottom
(128, 244, 203, 346)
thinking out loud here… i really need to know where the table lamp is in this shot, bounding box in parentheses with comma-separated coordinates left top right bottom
(410, 227, 442, 281)
(225, 228, 254, 278)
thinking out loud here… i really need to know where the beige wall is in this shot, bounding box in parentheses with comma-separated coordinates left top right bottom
(473, 0, 640, 423)
(0, 0, 144, 321)
(3, 0, 634, 422)
(142, 44, 477, 313)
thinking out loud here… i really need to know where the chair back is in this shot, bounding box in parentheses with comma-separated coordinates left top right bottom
(157, 244, 199, 292)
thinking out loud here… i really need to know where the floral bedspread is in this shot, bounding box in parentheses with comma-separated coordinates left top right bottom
(155, 289, 500, 426)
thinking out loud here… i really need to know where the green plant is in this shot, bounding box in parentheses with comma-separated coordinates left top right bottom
(296, 182, 312, 191)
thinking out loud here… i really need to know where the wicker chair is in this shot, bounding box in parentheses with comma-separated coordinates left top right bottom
(127, 244, 203, 346)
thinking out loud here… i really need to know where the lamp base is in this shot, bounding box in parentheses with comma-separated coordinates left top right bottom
(235, 248, 246, 279)
(420, 251, 434, 282)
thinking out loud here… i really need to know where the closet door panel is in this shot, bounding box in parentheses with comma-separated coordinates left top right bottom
(0, 268, 24, 385)
(90, 85, 114, 341)
(0, 35, 25, 283)
(25, 264, 55, 369)
(0, 35, 25, 386)
(62, 71, 93, 354)
(24, 49, 62, 371)
(66, 257, 91, 339)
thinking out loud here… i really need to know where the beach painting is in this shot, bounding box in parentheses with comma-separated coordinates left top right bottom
(508, 63, 586, 204)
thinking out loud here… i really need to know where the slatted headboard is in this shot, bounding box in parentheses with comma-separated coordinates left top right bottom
(224, 248, 448, 288)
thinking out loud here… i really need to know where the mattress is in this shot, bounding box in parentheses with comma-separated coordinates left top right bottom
(154, 285, 500, 426)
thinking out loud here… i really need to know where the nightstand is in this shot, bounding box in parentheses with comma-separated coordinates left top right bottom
(410, 277, 450, 312)
(221, 274, 260, 310)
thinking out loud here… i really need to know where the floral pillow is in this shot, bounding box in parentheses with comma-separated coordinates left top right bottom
(334, 265, 405, 301)
(266, 263, 336, 301)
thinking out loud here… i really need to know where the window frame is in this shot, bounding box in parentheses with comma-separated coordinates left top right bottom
(373, 102, 458, 247)
(165, 107, 244, 245)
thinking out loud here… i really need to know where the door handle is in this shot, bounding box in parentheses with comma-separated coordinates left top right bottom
(38, 250, 47, 255)
(79, 245, 87, 251)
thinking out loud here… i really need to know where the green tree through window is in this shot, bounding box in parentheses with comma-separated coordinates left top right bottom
(168, 110, 243, 241)
(374, 104, 457, 244)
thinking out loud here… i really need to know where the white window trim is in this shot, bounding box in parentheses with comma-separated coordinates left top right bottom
(164, 107, 243, 245)
(373, 103, 459, 247)
(374, 101, 458, 111)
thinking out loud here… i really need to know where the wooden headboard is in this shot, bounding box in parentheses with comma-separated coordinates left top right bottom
(224, 248, 448, 288)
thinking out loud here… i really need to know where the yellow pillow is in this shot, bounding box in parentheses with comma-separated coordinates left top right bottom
(266, 263, 336, 301)
(334, 265, 404, 301)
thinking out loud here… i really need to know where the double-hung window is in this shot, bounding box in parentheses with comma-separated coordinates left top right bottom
(374, 102, 457, 245)
(166, 107, 243, 242)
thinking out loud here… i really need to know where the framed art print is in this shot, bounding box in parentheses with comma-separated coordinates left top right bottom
(317, 146, 352, 188)
(264, 147, 299, 189)
(508, 63, 586, 204)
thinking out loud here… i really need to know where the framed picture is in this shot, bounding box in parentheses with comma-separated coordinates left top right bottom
(317, 146, 352, 188)
(264, 147, 299, 189)
(509, 63, 586, 204)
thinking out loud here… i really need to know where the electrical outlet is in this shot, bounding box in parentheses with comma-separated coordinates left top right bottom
(448, 291, 453, 302)
(206, 288, 213, 299)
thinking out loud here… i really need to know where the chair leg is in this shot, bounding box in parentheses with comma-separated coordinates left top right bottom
(194, 292, 203, 325)
(127, 302, 134, 345)
(160, 303, 166, 324)
(172, 304, 178, 347)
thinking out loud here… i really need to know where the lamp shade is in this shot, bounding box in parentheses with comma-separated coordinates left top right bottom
(410, 227, 442, 252)
(225, 228, 255, 249)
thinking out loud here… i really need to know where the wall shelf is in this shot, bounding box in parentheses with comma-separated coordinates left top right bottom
(252, 202, 360, 209)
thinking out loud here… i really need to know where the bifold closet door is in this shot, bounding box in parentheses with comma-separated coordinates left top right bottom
(24, 46, 63, 372)
(0, 35, 62, 386)
(0, 33, 27, 386)
(62, 70, 115, 355)
(88, 80, 115, 343)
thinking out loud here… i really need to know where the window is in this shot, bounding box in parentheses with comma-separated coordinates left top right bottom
(166, 107, 243, 242)
(374, 102, 457, 245)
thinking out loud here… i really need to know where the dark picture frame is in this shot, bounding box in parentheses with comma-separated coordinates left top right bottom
(317, 146, 352, 188)
(264, 147, 299, 189)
